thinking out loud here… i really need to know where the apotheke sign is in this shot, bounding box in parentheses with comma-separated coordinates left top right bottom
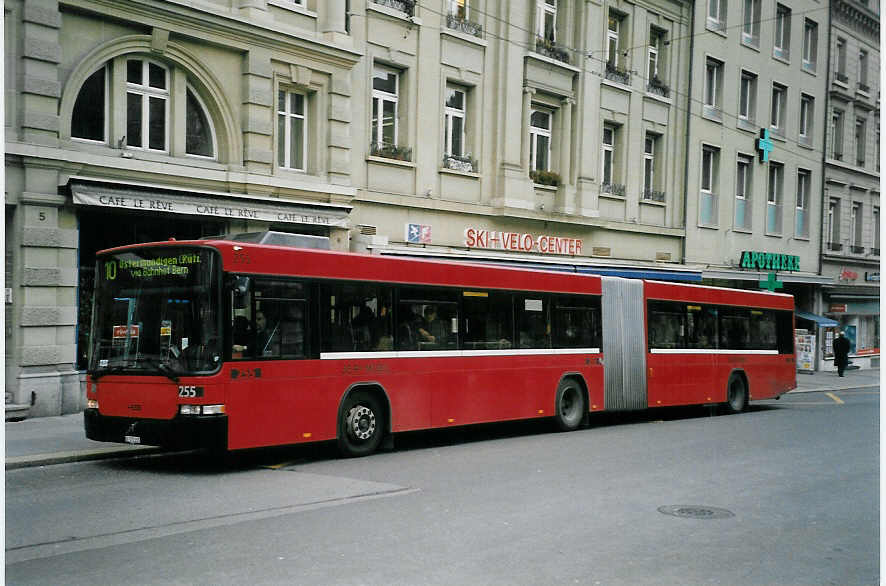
(465, 227, 583, 255)
(739, 250, 800, 271)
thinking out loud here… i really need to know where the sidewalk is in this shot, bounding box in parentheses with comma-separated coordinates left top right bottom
(5, 368, 880, 470)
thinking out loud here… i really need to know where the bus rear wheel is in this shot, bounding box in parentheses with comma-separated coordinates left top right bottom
(724, 375, 748, 414)
(554, 378, 585, 431)
(338, 391, 385, 457)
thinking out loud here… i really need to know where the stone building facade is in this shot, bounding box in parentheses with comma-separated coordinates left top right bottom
(820, 0, 880, 369)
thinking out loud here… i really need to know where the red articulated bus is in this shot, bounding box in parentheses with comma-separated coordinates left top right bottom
(85, 237, 796, 457)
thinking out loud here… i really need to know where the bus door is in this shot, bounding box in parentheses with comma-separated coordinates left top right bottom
(601, 277, 647, 410)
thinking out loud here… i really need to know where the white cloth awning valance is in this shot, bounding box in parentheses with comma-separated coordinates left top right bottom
(69, 180, 350, 228)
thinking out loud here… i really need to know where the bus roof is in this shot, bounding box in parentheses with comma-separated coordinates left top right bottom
(97, 239, 604, 296)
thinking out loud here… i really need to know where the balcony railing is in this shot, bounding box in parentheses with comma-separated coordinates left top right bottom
(534, 36, 570, 64)
(851, 245, 866, 254)
(370, 142, 413, 162)
(372, 0, 414, 16)
(647, 76, 670, 98)
(605, 61, 631, 85)
(446, 12, 483, 38)
(827, 241, 843, 251)
(643, 188, 666, 202)
(601, 182, 626, 196)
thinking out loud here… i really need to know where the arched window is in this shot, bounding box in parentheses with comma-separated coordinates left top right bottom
(186, 86, 215, 158)
(71, 56, 218, 160)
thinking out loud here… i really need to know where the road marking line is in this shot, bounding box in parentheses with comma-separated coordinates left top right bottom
(825, 392, 845, 405)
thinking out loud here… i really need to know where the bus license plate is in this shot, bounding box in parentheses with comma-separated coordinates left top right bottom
(124, 435, 141, 445)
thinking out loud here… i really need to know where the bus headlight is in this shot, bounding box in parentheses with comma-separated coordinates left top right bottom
(179, 404, 226, 416)
(87, 399, 99, 410)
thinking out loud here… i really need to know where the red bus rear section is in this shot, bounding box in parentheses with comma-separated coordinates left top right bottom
(84, 239, 795, 456)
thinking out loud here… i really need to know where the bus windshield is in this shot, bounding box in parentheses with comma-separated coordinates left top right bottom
(89, 246, 221, 377)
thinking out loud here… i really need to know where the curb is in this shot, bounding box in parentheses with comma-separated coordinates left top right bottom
(6, 446, 165, 470)
(788, 383, 881, 394)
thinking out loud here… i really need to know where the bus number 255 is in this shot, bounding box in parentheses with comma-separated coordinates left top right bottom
(178, 385, 204, 398)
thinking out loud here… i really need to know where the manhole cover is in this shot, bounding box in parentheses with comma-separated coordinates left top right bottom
(658, 505, 735, 519)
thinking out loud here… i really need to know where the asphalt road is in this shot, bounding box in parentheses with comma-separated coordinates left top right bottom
(6, 388, 879, 585)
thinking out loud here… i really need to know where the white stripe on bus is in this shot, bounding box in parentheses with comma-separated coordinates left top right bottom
(649, 348, 779, 355)
(320, 348, 601, 360)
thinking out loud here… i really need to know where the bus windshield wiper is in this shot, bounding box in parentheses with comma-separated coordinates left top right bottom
(142, 358, 180, 383)
(89, 366, 129, 381)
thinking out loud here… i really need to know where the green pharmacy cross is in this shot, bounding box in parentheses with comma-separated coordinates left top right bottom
(756, 128, 774, 163)
(759, 272, 784, 292)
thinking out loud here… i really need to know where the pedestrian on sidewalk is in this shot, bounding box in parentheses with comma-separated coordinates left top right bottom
(833, 330, 851, 377)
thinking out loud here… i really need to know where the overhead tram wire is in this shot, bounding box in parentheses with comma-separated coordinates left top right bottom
(398, 0, 832, 171)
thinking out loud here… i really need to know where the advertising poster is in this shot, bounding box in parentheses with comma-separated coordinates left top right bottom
(794, 329, 815, 373)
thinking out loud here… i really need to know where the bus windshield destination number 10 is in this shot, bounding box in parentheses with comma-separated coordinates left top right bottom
(85, 237, 797, 457)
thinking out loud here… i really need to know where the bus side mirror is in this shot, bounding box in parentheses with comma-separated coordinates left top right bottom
(229, 276, 251, 308)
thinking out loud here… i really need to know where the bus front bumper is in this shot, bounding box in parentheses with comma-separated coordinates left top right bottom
(84, 409, 228, 451)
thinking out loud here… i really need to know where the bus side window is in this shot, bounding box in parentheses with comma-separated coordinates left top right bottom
(517, 296, 550, 349)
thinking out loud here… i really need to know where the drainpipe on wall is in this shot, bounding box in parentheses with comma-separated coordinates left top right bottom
(680, 0, 696, 269)
(814, 3, 834, 373)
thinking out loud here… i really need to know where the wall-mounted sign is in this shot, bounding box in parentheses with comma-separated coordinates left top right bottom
(839, 269, 859, 281)
(865, 272, 880, 282)
(465, 228, 583, 255)
(829, 304, 847, 313)
(406, 223, 432, 244)
(740, 250, 800, 271)
(756, 128, 774, 163)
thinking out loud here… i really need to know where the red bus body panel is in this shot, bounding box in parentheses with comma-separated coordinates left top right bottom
(644, 280, 796, 408)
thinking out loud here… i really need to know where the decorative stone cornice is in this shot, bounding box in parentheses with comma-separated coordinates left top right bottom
(832, 0, 880, 40)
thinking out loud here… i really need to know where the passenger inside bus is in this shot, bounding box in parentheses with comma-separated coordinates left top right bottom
(418, 305, 448, 347)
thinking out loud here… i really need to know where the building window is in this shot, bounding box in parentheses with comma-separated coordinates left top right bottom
(643, 134, 664, 201)
(537, 0, 557, 43)
(835, 38, 847, 82)
(704, 58, 723, 120)
(858, 50, 869, 92)
(607, 14, 620, 69)
(72, 58, 217, 159)
(646, 28, 669, 97)
(186, 87, 215, 158)
(601, 124, 615, 188)
(773, 4, 791, 60)
(700, 145, 720, 225)
(707, 0, 726, 31)
(799, 94, 813, 145)
(277, 90, 307, 171)
(530, 107, 552, 172)
(370, 64, 400, 151)
(873, 207, 880, 253)
(877, 131, 881, 172)
(766, 162, 784, 235)
(444, 85, 466, 158)
(802, 19, 818, 72)
(735, 155, 753, 230)
(449, 0, 467, 18)
(738, 70, 757, 123)
(855, 118, 866, 167)
(742, 0, 760, 46)
(770, 84, 787, 136)
(827, 198, 841, 250)
(126, 59, 169, 151)
(831, 111, 844, 160)
(795, 169, 810, 238)
(71, 66, 107, 142)
(851, 202, 863, 251)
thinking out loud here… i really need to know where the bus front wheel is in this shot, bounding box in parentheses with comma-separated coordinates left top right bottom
(554, 378, 585, 431)
(338, 391, 385, 457)
(724, 375, 748, 414)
